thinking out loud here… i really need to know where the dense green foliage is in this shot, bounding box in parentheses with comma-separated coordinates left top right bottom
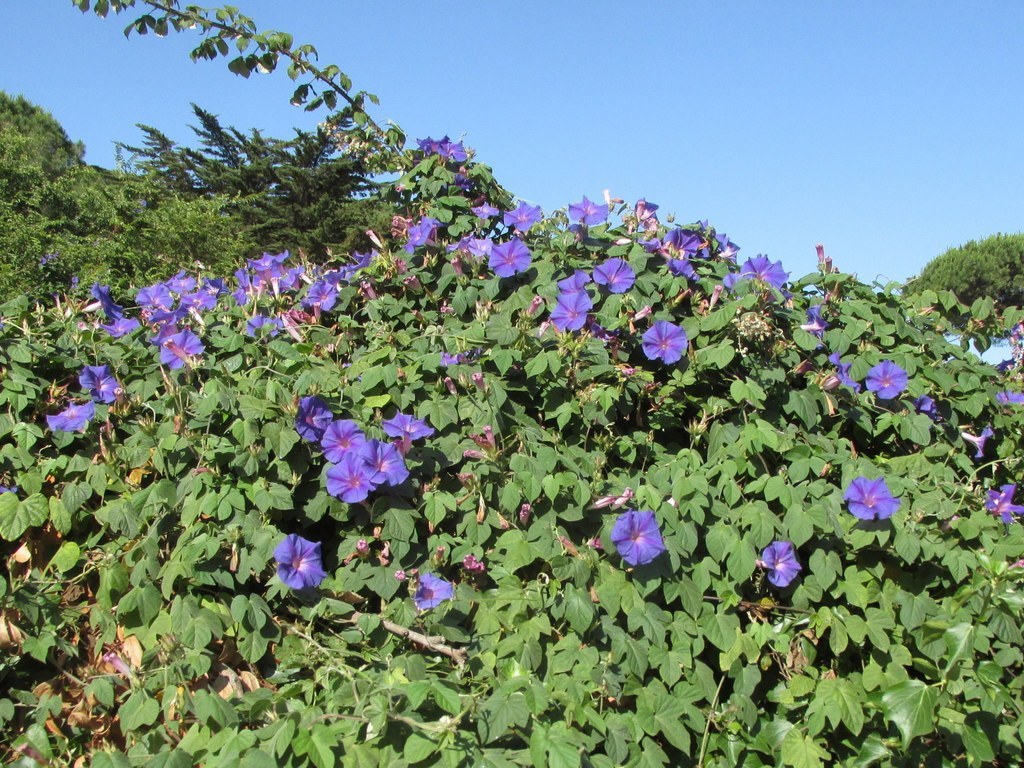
(1, 136, 1023, 767)
(0, 93, 388, 303)
(122, 105, 391, 259)
(909, 233, 1024, 310)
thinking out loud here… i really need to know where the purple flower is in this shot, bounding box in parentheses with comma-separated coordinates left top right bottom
(325, 453, 379, 502)
(986, 484, 1024, 523)
(165, 271, 196, 294)
(723, 255, 789, 292)
(136, 283, 175, 312)
(568, 196, 608, 227)
(101, 317, 141, 339)
(550, 291, 593, 332)
(558, 270, 592, 294)
(844, 477, 900, 521)
(440, 352, 467, 366)
(996, 391, 1024, 405)
(610, 509, 666, 566)
(79, 365, 121, 404)
(961, 426, 995, 460)
(46, 401, 95, 433)
(503, 201, 543, 233)
(666, 258, 697, 280)
(827, 352, 862, 393)
(914, 395, 941, 421)
(295, 396, 334, 443)
(382, 413, 435, 442)
(274, 534, 328, 590)
(405, 216, 441, 253)
(91, 283, 124, 320)
(759, 541, 802, 588)
(303, 281, 340, 312)
(663, 229, 704, 257)
(0, 485, 17, 494)
(413, 573, 454, 610)
(159, 329, 204, 370)
(360, 439, 410, 487)
(320, 420, 368, 463)
(246, 315, 283, 337)
(800, 305, 829, 340)
(715, 233, 740, 260)
(642, 321, 688, 364)
(865, 361, 908, 400)
(592, 258, 636, 294)
(471, 203, 499, 220)
(488, 238, 532, 278)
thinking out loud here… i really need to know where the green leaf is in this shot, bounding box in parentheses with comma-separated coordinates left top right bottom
(119, 690, 160, 730)
(0, 492, 47, 540)
(50, 541, 81, 573)
(780, 728, 830, 768)
(880, 680, 937, 749)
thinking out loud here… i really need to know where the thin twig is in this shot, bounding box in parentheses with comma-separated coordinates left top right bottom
(348, 612, 467, 666)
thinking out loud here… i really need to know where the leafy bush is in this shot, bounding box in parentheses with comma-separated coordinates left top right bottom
(1, 139, 1023, 768)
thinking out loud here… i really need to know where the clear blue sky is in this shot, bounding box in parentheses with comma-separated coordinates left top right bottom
(3, 2, 1023, 282)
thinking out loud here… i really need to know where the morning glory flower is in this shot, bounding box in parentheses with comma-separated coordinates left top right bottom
(159, 329, 204, 370)
(46, 401, 95, 433)
(488, 238, 532, 278)
(914, 395, 941, 421)
(827, 352, 861, 393)
(503, 201, 543, 233)
(325, 453, 379, 503)
(91, 283, 124, 320)
(274, 534, 328, 590)
(961, 426, 995, 460)
(0, 485, 17, 494)
(360, 439, 410, 487)
(165, 271, 196, 295)
(865, 361, 908, 400)
(303, 281, 339, 312)
(986, 484, 1024, 523)
(666, 257, 697, 280)
(550, 291, 593, 332)
(723, 255, 789, 292)
(413, 573, 454, 611)
(715, 233, 740, 260)
(568, 196, 608, 227)
(320, 420, 368, 463)
(592, 258, 636, 294)
(246, 315, 283, 337)
(663, 229, 704, 257)
(642, 321, 688, 364)
(758, 541, 803, 588)
(844, 476, 900, 520)
(996, 391, 1024, 405)
(557, 270, 592, 294)
(79, 365, 121, 404)
(382, 413, 435, 442)
(800, 305, 829, 340)
(101, 317, 140, 339)
(471, 203, 499, 220)
(137, 283, 175, 312)
(610, 509, 666, 566)
(295, 396, 334, 443)
(404, 216, 441, 253)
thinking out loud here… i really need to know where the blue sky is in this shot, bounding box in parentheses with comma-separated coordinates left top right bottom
(3, 2, 1023, 282)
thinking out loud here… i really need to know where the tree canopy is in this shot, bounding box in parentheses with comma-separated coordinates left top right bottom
(908, 232, 1024, 309)
(120, 105, 390, 258)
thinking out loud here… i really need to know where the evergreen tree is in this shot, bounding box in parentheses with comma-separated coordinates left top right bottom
(121, 105, 390, 258)
(908, 233, 1024, 308)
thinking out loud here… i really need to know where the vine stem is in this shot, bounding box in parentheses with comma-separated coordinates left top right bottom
(346, 611, 467, 666)
(698, 675, 726, 767)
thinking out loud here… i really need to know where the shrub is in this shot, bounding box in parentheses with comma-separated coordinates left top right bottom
(0, 139, 1023, 767)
